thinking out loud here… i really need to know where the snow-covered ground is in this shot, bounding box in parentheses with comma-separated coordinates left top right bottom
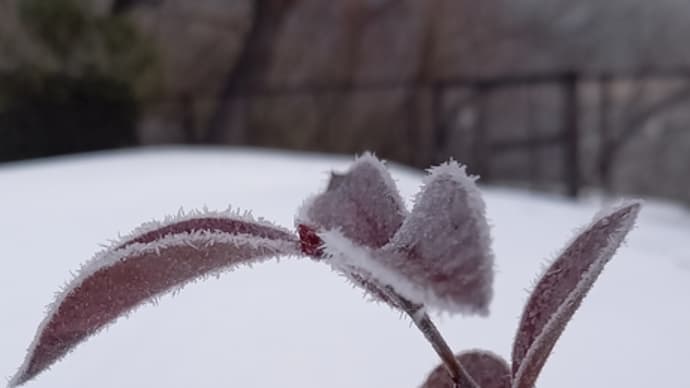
(1, 147, 688, 388)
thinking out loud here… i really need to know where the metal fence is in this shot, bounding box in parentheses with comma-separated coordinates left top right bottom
(176, 68, 690, 198)
(3, 68, 690, 199)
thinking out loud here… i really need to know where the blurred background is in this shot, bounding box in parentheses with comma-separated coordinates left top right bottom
(1, 0, 689, 204)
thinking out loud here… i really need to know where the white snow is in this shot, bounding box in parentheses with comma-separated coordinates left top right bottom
(1, 147, 688, 388)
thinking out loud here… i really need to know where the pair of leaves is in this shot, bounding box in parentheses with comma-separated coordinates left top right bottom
(10, 153, 495, 386)
(297, 154, 493, 314)
(421, 201, 641, 388)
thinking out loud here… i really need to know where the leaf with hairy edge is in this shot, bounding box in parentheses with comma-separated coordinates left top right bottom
(421, 350, 511, 388)
(296, 152, 407, 250)
(511, 201, 641, 388)
(381, 161, 493, 314)
(296, 153, 408, 307)
(9, 211, 300, 387)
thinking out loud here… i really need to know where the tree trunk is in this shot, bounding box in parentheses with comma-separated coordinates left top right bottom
(204, 0, 296, 144)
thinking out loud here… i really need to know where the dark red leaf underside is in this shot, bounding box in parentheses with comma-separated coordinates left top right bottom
(12, 218, 299, 386)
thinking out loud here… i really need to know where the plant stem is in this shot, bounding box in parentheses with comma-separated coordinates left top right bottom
(381, 287, 479, 388)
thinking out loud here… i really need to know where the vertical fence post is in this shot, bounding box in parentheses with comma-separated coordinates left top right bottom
(562, 72, 580, 198)
(405, 84, 424, 167)
(472, 84, 490, 181)
(598, 73, 613, 192)
(180, 93, 198, 144)
(525, 86, 541, 190)
(430, 82, 444, 164)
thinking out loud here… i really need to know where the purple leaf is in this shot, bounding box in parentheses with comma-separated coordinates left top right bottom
(421, 350, 511, 388)
(296, 153, 410, 307)
(381, 161, 493, 314)
(296, 152, 407, 249)
(511, 201, 641, 388)
(10, 211, 300, 387)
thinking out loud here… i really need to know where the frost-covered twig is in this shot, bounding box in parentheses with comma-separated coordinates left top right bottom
(382, 287, 478, 388)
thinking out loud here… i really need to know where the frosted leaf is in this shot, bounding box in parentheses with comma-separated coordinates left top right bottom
(421, 350, 511, 388)
(10, 214, 300, 387)
(511, 201, 641, 388)
(296, 152, 406, 249)
(295, 153, 410, 309)
(381, 161, 493, 314)
(319, 230, 411, 309)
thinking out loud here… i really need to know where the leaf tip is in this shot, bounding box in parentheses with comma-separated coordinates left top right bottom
(511, 198, 643, 387)
(425, 159, 478, 185)
(8, 359, 32, 388)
